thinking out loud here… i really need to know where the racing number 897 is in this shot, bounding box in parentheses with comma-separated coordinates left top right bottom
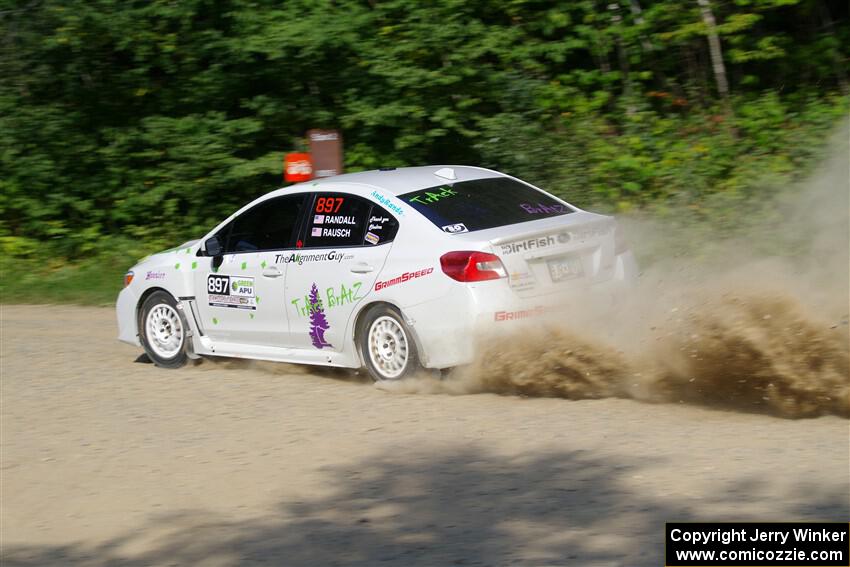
(208, 275, 229, 294)
(315, 197, 344, 213)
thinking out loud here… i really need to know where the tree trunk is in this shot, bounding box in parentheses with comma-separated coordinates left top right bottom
(608, 3, 635, 114)
(696, 0, 730, 103)
(819, 0, 849, 95)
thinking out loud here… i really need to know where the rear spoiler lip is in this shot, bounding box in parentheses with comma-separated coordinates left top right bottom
(487, 214, 614, 246)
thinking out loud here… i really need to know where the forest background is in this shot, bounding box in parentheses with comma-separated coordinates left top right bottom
(1, 0, 847, 303)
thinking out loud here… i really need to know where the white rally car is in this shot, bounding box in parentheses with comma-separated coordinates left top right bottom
(117, 166, 637, 381)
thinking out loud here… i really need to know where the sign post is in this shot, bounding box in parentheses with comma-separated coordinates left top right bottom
(307, 129, 343, 178)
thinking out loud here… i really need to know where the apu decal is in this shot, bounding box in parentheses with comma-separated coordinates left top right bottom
(307, 283, 333, 349)
(207, 274, 257, 310)
(365, 232, 380, 245)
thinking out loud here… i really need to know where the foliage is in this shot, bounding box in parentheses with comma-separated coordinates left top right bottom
(0, 0, 847, 293)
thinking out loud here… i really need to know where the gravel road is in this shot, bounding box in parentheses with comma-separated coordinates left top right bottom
(2, 304, 847, 566)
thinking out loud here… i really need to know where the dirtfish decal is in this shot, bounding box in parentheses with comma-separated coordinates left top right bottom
(500, 233, 570, 255)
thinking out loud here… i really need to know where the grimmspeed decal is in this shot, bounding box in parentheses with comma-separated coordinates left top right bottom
(207, 274, 257, 310)
(494, 306, 545, 321)
(374, 267, 434, 291)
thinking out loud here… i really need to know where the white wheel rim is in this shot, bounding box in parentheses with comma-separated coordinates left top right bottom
(367, 316, 409, 379)
(145, 304, 184, 359)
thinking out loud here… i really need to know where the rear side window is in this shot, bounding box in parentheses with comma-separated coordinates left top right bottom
(302, 193, 399, 248)
(363, 204, 399, 246)
(398, 177, 573, 234)
(219, 194, 306, 253)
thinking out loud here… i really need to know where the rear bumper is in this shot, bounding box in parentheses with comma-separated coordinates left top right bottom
(405, 251, 637, 369)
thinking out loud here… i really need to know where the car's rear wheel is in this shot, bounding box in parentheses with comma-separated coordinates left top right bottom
(359, 305, 421, 381)
(139, 291, 188, 368)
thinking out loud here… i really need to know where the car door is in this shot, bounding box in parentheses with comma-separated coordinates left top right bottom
(194, 193, 308, 347)
(284, 192, 399, 351)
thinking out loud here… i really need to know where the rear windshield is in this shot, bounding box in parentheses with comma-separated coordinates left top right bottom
(398, 177, 574, 234)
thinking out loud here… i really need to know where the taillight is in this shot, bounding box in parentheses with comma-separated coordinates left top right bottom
(440, 251, 507, 282)
(124, 271, 134, 287)
(614, 223, 629, 255)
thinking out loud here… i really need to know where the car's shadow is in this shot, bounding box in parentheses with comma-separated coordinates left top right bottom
(4, 446, 846, 566)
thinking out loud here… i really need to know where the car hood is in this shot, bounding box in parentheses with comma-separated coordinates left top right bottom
(136, 239, 200, 267)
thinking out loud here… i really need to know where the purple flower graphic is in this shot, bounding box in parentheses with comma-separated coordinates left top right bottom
(308, 282, 333, 349)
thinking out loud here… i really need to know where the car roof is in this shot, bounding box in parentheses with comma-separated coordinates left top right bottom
(288, 165, 504, 196)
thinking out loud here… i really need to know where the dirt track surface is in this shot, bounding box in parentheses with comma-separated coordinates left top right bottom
(2, 304, 848, 566)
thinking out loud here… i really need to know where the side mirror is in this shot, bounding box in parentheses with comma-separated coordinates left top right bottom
(204, 236, 223, 257)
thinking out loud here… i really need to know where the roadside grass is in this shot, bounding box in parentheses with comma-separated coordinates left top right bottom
(0, 256, 127, 306)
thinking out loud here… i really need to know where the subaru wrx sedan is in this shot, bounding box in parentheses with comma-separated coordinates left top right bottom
(117, 166, 637, 381)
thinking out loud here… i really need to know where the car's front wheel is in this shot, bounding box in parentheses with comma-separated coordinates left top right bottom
(359, 305, 421, 381)
(139, 291, 188, 368)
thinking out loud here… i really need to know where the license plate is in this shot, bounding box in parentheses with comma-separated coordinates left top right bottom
(547, 255, 584, 282)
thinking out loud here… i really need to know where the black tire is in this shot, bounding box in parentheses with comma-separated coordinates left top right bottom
(138, 291, 189, 369)
(358, 305, 422, 382)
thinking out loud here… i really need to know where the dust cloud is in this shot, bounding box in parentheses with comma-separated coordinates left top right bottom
(381, 120, 850, 419)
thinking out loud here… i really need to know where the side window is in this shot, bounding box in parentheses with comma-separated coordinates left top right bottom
(302, 193, 401, 248)
(363, 203, 399, 246)
(219, 194, 306, 253)
(303, 193, 371, 248)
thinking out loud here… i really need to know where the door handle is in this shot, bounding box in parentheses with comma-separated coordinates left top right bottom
(262, 267, 283, 278)
(350, 263, 374, 274)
